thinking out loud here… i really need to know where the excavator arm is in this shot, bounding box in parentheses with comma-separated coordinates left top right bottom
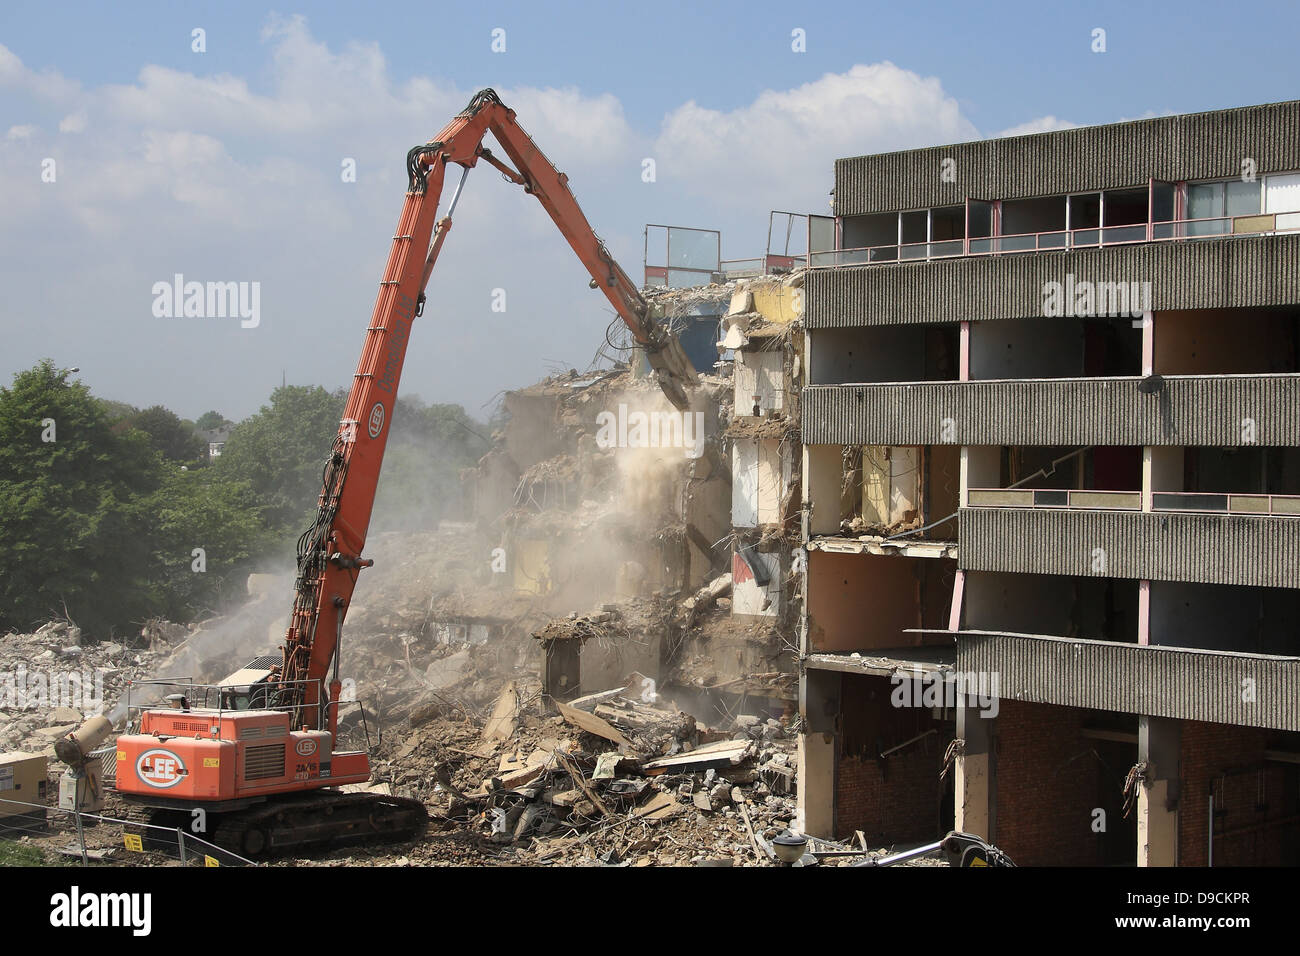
(277, 89, 696, 734)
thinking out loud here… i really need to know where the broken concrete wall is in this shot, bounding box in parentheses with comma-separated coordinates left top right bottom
(722, 274, 804, 638)
(735, 349, 785, 415)
(732, 438, 790, 528)
(732, 547, 783, 617)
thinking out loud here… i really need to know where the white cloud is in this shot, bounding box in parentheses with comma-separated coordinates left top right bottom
(654, 62, 979, 210)
(992, 115, 1082, 138)
(0, 24, 1041, 425)
(0, 21, 643, 421)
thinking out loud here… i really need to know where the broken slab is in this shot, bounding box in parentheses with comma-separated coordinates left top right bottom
(641, 738, 753, 774)
(633, 791, 684, 823)
(481, 680, 520, 743)
(554, 699, 630, 748)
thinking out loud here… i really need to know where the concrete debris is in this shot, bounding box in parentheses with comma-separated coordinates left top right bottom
(320, 667, 807, 867)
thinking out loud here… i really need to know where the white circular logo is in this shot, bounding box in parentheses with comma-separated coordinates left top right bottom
(367, 402, 385, 439)
(136, 748, 186, 789)
(295, 739, 318, 757)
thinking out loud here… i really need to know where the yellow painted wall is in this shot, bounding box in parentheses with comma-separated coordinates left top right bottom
(512, 538, 552, 595)
(748, 278, 802, 325)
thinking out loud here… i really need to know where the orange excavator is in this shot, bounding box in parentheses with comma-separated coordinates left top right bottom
(113, 89, 697, 856)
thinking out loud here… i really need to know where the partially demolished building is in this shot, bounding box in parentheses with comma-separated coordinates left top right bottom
(797, 100, 1300, 866)
(465, 261, 807, 725)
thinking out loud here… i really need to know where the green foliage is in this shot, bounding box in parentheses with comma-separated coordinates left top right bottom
(371, 396, 491, 533)
(214, 386, 346, 535)
(126, 405, 205, 463)
(194, 410, 228, 431)
(96, 398, 139, 424)
(144, 466, 274, 619)
(0, 840, 49, 866)
(0, 361, 162, 634)
(0, 363, 490, 637)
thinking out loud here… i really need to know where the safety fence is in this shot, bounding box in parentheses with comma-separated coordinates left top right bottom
(0, 794, 256, 867)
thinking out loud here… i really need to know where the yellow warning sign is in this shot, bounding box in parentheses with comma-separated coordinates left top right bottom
(204, 855, 220, 867)
(123, 833, 144, 852)
(117, 751, 126, 761)
(203, 758, 220, 768)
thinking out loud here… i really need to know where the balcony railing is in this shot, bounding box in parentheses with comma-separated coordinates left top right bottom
(811, 212, 1300, 270)
(967, 488, 1141, 510)
(968, 487, 1300, 517)
(1152, 492, 1300, 516)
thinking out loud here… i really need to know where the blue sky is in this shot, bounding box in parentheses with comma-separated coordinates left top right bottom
(2, 0, 1298, 420)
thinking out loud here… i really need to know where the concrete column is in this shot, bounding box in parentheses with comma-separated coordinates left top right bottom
(960, 446, 1000, 506)
(959, 321, 971, 381)
(798, 667, 841, 839)
(1143, 445, 1184, 510)
(804, 444, 844, 535)
(955, 704, 994, 841)
(797, 731, 837, 838)
(1140, 310, 1154, 376)
(947, 569, 966, 631)
(1137, 716, 1180, 867)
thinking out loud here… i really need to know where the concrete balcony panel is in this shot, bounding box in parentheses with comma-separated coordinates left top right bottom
(958, 507, 1300, 588)
(955, 630, 1300, 731)
(801, 375, 1300, 447)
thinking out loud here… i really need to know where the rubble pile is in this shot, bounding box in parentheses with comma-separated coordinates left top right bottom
(0, 619, 187, 758)
(313, 672, 808, 867)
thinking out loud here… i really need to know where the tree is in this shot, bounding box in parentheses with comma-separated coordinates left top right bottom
(97, 398, 139, 424)
(194, 410, 228, 431)
(215, 385, 346, 534)
(128, 405, 205, 463)
(144, 467, 274, 620)
(0, 361, 162, 635)
(370, 396, 491, 532)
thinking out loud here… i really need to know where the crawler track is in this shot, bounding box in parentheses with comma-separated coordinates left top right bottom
(121, 791, 428, 859)
(212, 791, 428, 858)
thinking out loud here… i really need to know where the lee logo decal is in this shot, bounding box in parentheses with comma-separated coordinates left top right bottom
(367, 402, 385, 438)
(136, 749, 186, 789)
(295, 739, 318, 757)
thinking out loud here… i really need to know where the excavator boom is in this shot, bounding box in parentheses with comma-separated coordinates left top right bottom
(280, 88, 695, 734)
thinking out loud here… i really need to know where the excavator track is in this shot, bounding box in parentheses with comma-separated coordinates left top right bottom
(211, 790, 428, 858)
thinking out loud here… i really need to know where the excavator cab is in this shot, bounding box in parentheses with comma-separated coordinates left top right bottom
(214, 656, 280, 712)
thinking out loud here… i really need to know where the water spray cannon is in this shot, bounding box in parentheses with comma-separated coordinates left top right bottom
(54, 715, 113, 814)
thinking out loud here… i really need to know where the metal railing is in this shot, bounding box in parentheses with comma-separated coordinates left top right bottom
(966, 488, 1142, 511)
(125, 676, 330, 736)
(643, 211, 832, 288)
(1153, 491, 1300, 517)
(967, 487, 1300, 517)
(0, 794, 255, 867)
(644, 223, 721, 288)
(812, 212, 1300, 270)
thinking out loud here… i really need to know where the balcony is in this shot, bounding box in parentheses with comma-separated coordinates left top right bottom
(810, 213, 1300, 270)
(968, 488, 1141, 511)
(801, 374, 1300, 447)
(969, 488, 1300, 518)
(954, 630, 1300, 732)
(958, 507, 1300, 589)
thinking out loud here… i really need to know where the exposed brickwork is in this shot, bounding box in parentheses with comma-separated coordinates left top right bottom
(993, 700, 1112, 866)
(834, 673, 950, 843)
(836, 748, 943, 844)
(1178, 721, 1293, 866)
